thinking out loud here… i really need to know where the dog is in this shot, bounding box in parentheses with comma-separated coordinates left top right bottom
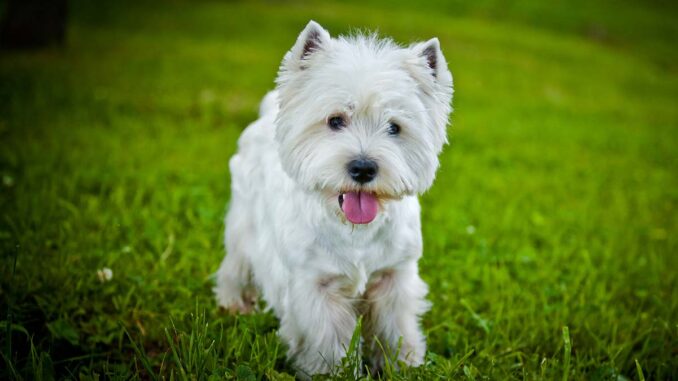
(214, 20, 453, 377)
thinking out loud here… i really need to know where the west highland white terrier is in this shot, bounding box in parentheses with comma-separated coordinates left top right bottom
(215, 20, 453, 377)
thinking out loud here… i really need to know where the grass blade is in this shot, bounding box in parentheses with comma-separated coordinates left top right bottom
(122, 324, 158, 381)
(562, 326, 572, 381)
(635, 359, 646, 381)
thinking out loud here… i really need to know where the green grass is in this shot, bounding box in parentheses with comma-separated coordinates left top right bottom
(1, 0, 676, 379)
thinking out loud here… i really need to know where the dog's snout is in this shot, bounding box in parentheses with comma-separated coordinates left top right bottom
(347, 158, 378, 184)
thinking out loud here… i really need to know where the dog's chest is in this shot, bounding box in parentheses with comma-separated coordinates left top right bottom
(342, 261, 370, 296)
(319, 256, 385, 299)
(314, 237, 398, 297)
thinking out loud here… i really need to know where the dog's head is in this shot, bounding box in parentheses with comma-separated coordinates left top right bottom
(274, 21, 453, 224)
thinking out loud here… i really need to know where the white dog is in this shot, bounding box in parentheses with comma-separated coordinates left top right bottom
(215, 21, 453, 376)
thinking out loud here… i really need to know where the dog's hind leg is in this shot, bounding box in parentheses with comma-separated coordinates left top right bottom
(214, 203, 257, 314)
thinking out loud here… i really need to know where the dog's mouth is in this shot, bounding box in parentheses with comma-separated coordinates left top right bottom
(337, 191, 379, 224)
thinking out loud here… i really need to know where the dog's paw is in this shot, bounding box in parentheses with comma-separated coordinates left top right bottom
(215, 286, 257, 315)
(218, 300, 255, 315)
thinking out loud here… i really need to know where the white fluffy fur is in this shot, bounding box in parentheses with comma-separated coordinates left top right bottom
(215, 21, 453, 377)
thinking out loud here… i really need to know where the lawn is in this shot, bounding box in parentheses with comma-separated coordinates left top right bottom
(1, 0, 676, 379)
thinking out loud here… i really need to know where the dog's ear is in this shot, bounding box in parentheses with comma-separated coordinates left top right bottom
(406, 38, 454, 152)
(284, 20, 331, 70)
(417, 38, 443, 79)
(407, 38, 453, 92)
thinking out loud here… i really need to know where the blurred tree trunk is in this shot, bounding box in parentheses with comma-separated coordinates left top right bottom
(0, 0, 68, 50)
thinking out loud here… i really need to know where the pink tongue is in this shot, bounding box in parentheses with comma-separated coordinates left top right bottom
(341, 191, 379, 224)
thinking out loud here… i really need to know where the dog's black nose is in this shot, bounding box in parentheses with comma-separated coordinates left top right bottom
(347, 159, 378, 184)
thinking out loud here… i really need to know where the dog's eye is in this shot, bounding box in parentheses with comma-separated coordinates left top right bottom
(387, 122, 401, 136)
(327, 116, 346, 131)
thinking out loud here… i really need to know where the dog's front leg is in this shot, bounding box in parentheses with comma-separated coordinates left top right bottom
(364, 262, 431, 372)
(278, 273, 358, 377)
